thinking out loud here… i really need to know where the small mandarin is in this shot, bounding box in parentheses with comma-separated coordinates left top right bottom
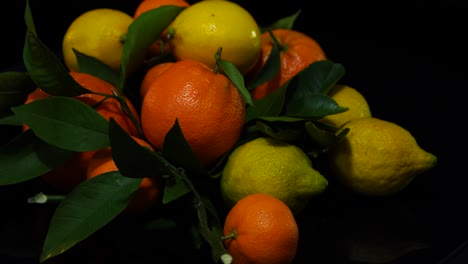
(223, 193, 299, 264)
(140, 59, 245, 167)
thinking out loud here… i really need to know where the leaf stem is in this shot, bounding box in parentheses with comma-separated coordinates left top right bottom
(27, 192, 65, 204)
(166, 165, 230, 263)
(96, 89, 145, 139)
(214, 47, 223, 74)
(267, 28, 284, 51)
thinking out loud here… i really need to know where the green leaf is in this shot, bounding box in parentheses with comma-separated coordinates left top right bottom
(73, 49, 120, 87)
(162, 119, 207, 177)
(0, 114, 23, 126)
(22, 30, 90, 97)
(304, 121, 349, 156)
(283, 61, 347, 118)
(255, 119, 304, 142)
(162, 173, 190, 204)
(108, 119, 190, 204)
(11, 96, 110, 152)
(293, 60, 346, 95)
(40, 171, 141, 263)
(24, 0, 36, 34)
(268, 9, 302, 31)
(120, 5, 184, 91)
(246, 41, 281, 90)
(217, 59, 254, 107)
(109, 118, 172, 178)
(195, 196, 226, 263)
(0, 130, 73, 185)
(285, 93, 348, 118)
(22, 0, 89, 96)
(0, 71, 36, 116)
(245, 82, 287, 123)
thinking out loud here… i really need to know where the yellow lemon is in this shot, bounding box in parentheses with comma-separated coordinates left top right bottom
(328, 117, 437, 196)
(220, 136, 328, 214)
(62, 8, 134, 72)
(167, 0, 262, 75)
(321, 84, 372, 127)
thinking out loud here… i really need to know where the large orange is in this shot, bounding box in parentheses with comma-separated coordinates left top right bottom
(139, 61, 174, 100)
(23, 72, 141, 193)
(86, 136, 164, 214)
(140, 59, 245, 167)
(222, 193, 299, 264)
(133, 0, 190, 58)
(248, 29, 327, 100)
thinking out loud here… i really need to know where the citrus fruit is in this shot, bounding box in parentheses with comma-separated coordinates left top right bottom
(86, 136, 164, 214)
(328, 117, 438, 196)
(320, 84, 372, 127)
(140, 59, 245, 167)
(248, 29, 327, 100)
(220, 136, 328, 214)
(133, 0, 190, 58)
(22, 72, 141, 193)
(222, 193, 299, 264)
(62, 8, 134, 72)
(139, 62, 174, 100)
(167, 0, 262, 74)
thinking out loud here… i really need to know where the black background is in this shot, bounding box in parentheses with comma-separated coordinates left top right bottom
(1, 0, 467, 263)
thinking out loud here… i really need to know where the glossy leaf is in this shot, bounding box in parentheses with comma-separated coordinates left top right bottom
(304, 121, 349, 155)
(195, 196, 227, 262)
(246, 41, 281, 90)
(40, 171, 141, 263)
(74, 49, 120, 87)
(0, 130, 73, 185)
(0, 114, 23, 126)
(23, 2, 89, 97)
(283, 60, 347, 118)
(162, 173, 190, 204)
(120, 5, 184, 91)
(11, 96, 110, 152)
(255, 120, 304, 142)
(293, 60, 346, 95)
(285, 92, 348, 119)
(23, 0, 36, 35)
(268, 9, 302, 31)
(162, 119, 207, 177)
(217, 59, 254, 107)
(109, 118, 171, 178)
(245, 82, 287, 124)
(0, 71, 36, 116)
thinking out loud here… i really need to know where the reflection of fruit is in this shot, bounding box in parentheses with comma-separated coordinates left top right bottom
(62, 8, 134, 72)
(23, 72, 140, 193)
(86, 136, 164, 214)
(249, 29, 327, 100)
(320, 84, 372, 127)
(168, 0, 261, 74)
(133, 0, 190, 57)
(220, 136, 328, 214)
(140, 62, 174, 100)
(141, 59, 245, 167)
(223, 193, 299, 264)
(328, 117, 438, 196)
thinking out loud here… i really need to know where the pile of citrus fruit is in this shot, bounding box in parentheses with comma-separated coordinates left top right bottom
(0, 0, 437, 263)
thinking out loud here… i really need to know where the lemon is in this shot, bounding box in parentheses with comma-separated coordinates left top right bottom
(167, 0, 262, 75)
(220, 136, 328, 214)
(62, 8, 134, 72)
(321, 84, 372, 127)
(328, 117, 437, 196)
